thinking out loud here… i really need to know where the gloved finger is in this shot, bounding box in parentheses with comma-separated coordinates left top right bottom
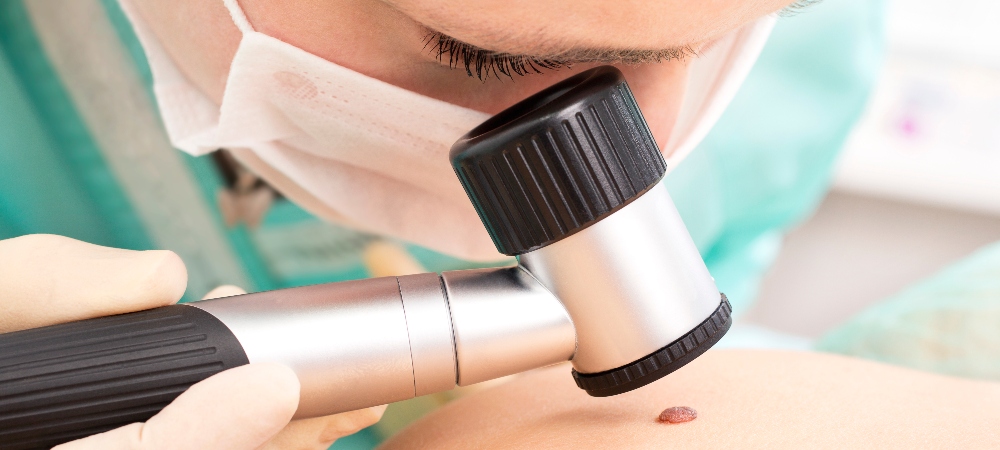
(362, 240, 425, 277)
(54, 363, 300, 450)
(258, 405, 388, 450)
(0, 234, 187, 333)
(203, 284, 247, 300)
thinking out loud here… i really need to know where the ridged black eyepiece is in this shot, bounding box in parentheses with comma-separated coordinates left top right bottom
(451, 66, 667, 256)
(572, 295, 732, 397)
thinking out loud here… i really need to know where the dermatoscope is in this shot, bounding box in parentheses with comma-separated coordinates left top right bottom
(0, 66, 730, 449)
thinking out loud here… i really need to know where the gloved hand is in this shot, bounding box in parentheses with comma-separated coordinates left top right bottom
(0, 234, 385, 450)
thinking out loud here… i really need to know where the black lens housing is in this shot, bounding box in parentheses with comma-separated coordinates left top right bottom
(451, 66, 667, 256)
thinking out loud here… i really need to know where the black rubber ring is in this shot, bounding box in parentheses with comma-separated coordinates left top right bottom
(572, 294, 732, 397)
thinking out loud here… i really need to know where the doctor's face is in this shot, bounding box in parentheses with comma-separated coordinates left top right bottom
(134, 0, 803, 149)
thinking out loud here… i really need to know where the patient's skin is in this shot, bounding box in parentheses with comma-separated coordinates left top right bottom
(379, 350, 1000, 449)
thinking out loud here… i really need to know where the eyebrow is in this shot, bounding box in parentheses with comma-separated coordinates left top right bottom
(533, 46, 697, 65)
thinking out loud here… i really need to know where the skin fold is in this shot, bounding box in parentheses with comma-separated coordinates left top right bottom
(379, 350, 1000, 449)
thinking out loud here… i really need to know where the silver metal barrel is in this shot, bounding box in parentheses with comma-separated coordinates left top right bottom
(195, 267, 575, 418)
(193, 277, 417, 418)
(519, 183, 721, 375)
(442, 267, 576, 386)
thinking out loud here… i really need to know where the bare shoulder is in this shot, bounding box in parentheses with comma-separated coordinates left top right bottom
(380, 350, 1000, 449)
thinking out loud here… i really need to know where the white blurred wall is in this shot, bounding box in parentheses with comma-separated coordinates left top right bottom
(742, 0, 1000, 338)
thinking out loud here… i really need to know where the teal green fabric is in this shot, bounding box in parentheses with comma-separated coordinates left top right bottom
(817, 240, 1000, 380)
(330, 428, 381, 450)
(0, 0, 152, 250)
(666, 0, 885, 314)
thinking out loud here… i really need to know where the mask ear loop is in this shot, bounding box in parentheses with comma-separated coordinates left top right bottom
(222, 0, 255, 33)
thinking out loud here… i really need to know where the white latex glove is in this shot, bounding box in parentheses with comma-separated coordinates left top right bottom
(0, 234, 384, 450)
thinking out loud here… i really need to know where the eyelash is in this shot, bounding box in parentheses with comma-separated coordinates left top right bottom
(423, 0, 815, 81)
(423, 32, 569, 81)
(780, 0, 823, 16)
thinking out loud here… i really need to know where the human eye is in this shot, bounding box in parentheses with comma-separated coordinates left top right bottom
(423, 31, 569, 81)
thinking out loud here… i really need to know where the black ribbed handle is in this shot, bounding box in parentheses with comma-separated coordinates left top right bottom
(451, 66, 667, 255)
(0, 305, 248, 450)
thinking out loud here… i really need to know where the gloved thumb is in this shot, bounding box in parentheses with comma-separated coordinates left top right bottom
(53, 363, 300, 450)
(0, 234, 187, 333)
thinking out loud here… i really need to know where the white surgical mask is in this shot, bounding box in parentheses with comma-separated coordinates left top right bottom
(121, 0, 775, 262)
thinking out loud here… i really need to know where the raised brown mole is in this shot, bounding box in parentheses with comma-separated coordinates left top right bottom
(658, 406, 697, 424)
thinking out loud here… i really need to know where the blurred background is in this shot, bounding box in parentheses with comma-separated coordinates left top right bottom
(742, 0, 1000, 338)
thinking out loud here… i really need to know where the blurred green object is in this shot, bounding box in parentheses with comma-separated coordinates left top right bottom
(666, 0, 886, 316)
(818, 241, 1000, 380)
(0, 0, 152, 250)
(330, 428, 381, 450)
